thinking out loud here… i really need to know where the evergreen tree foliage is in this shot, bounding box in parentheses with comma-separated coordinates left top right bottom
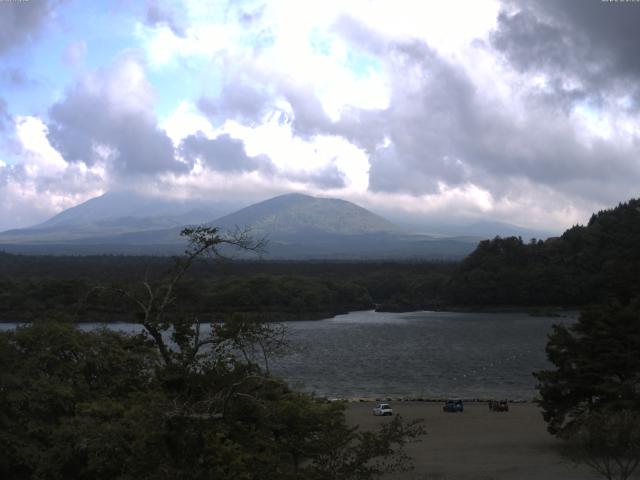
(449, 198, 640, 306)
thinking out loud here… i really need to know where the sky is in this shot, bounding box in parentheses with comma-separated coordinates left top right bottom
(1, 0, 640, 233)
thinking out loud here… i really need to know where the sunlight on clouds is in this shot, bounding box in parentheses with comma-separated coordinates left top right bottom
(161, 101, 217, 145)
(573, 103, 614, 141)
(347, 182, 496, 221)
(222, 116, 369, 192)
(157, 165, 278, 202)
(136, 22, 232, 69)
(3, 116, 110, 228)
(3, 0, 636, 234)
(340, 0, 500, 55)
(15, 116, 68, 174)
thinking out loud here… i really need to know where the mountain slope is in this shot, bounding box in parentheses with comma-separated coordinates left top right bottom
(205, 193, 475, 259)
(212, 193, 399, 237)
(0, 191, 236, 243)
(0, 192, 478, 259)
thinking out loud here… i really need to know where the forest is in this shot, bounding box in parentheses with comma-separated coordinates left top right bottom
(1, 200, 639, 479)
(1, 198, 639, 321)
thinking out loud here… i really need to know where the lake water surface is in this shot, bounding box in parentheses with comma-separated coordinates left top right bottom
(1, 310, 576, 400)
(273, 310, 576, 400)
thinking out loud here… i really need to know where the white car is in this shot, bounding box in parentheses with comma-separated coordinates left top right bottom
(372, 403, 393, 416)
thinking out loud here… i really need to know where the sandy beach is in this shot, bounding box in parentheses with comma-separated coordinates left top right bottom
(346, 401, 600, 480)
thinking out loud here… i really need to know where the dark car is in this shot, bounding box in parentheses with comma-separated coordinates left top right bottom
(443, 399, 464, 412)
(489, 400, 509, 412)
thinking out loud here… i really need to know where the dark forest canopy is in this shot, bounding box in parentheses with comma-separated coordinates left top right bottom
(448, 198, 640, 308)
(0, 256, 455, 322)
(1, 197, 639, 320)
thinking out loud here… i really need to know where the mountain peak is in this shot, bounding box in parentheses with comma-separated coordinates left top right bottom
(213, 193, 399, 237)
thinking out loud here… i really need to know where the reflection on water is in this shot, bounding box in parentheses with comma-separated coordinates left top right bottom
(1, 310, 576, 400)
(272, 310, 576, 400)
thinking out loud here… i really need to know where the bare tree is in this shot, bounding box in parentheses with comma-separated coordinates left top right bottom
(118, 226, 267, 367)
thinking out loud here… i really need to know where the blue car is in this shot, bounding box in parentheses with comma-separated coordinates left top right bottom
(443, 399, 464, 412)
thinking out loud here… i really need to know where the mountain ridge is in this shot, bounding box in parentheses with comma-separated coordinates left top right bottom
(212, 193, 400, 238)
(0, 192, 480, 259)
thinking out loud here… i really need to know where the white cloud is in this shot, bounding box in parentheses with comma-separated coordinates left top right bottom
(0, 116, 107, 230)
(15, 116, 68, 174)
(161, 101, 217, 145)
(2, 0, 639, 234)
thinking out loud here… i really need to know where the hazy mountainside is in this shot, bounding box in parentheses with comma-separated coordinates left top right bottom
(393, 219, 555, 240)
(0, 191, 238, 243)
(36, 191, 223, 228)
(448, 198, 640, 306)
(0, 192, 478, 259)
(213, 193, 399, 237)
(209, 193, 476, 259)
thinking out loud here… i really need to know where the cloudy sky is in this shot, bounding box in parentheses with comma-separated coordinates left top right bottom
(1, 0, 639, 233)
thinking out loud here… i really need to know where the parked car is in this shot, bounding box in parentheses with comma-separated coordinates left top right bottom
(443, 399, 464, 412)
(489, 400, 509, 412)
(373, 403, 393, 416)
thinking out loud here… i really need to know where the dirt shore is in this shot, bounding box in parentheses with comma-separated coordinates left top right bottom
(346, 401, 599, 480)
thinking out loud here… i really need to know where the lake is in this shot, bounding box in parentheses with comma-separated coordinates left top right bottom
(1, 310, 576, 400)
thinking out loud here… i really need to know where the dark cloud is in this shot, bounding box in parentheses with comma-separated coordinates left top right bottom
(46, 60, 186, 176)
(0, 0, 61, 55)
(198, 79, 272, 125)
(180, 133, 274, 174)
(0, 98, 10, 131)
(179, 131, 345, 189)
(145, 1, 186, 37)
(326, 16, 640, 206)
(290, 163, 346, 189)
(197, 66, 337, 139)
(492, 0, 640, 105)
(189, 9, 640, 214)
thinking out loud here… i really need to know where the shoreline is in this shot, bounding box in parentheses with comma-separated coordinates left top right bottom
(331, 396, 535, 403)
(0, 306, 581, 324)
(346, 401, 598, 479)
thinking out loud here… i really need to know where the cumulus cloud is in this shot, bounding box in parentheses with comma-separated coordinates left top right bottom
(46, 54, 187, 176)
(198, 79, 273, 126)
(290, 163, 346, 189)
(0, 0, 61, 55)
(4, 0, 640, 233)
(491, 0, 640, 105)
(0, 115, 106, 231)
(145, 0, 186, 37)
(179, 132, 274, 174)
(146, 1, 640, 230)
(273, 14, 640, 215)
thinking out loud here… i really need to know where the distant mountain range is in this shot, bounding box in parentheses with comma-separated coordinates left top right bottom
(0, 191, 549, 259)
(392, 219, 554, 242)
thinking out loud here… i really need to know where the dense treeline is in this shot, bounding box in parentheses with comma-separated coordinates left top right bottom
(2, 198, 638, 320)
(0, 255, 455, 321)
(448, 199, 640, 307)
(529, 202, 640, 479)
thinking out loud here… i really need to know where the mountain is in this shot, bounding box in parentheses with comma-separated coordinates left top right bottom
(389, 218, 555, 240)
(36, 191, 211, 228)
(0, 192, 479, 259)
(0, 191, 238, 244)
(206, 193, 477, 259)
(213, 193, 399, 237)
